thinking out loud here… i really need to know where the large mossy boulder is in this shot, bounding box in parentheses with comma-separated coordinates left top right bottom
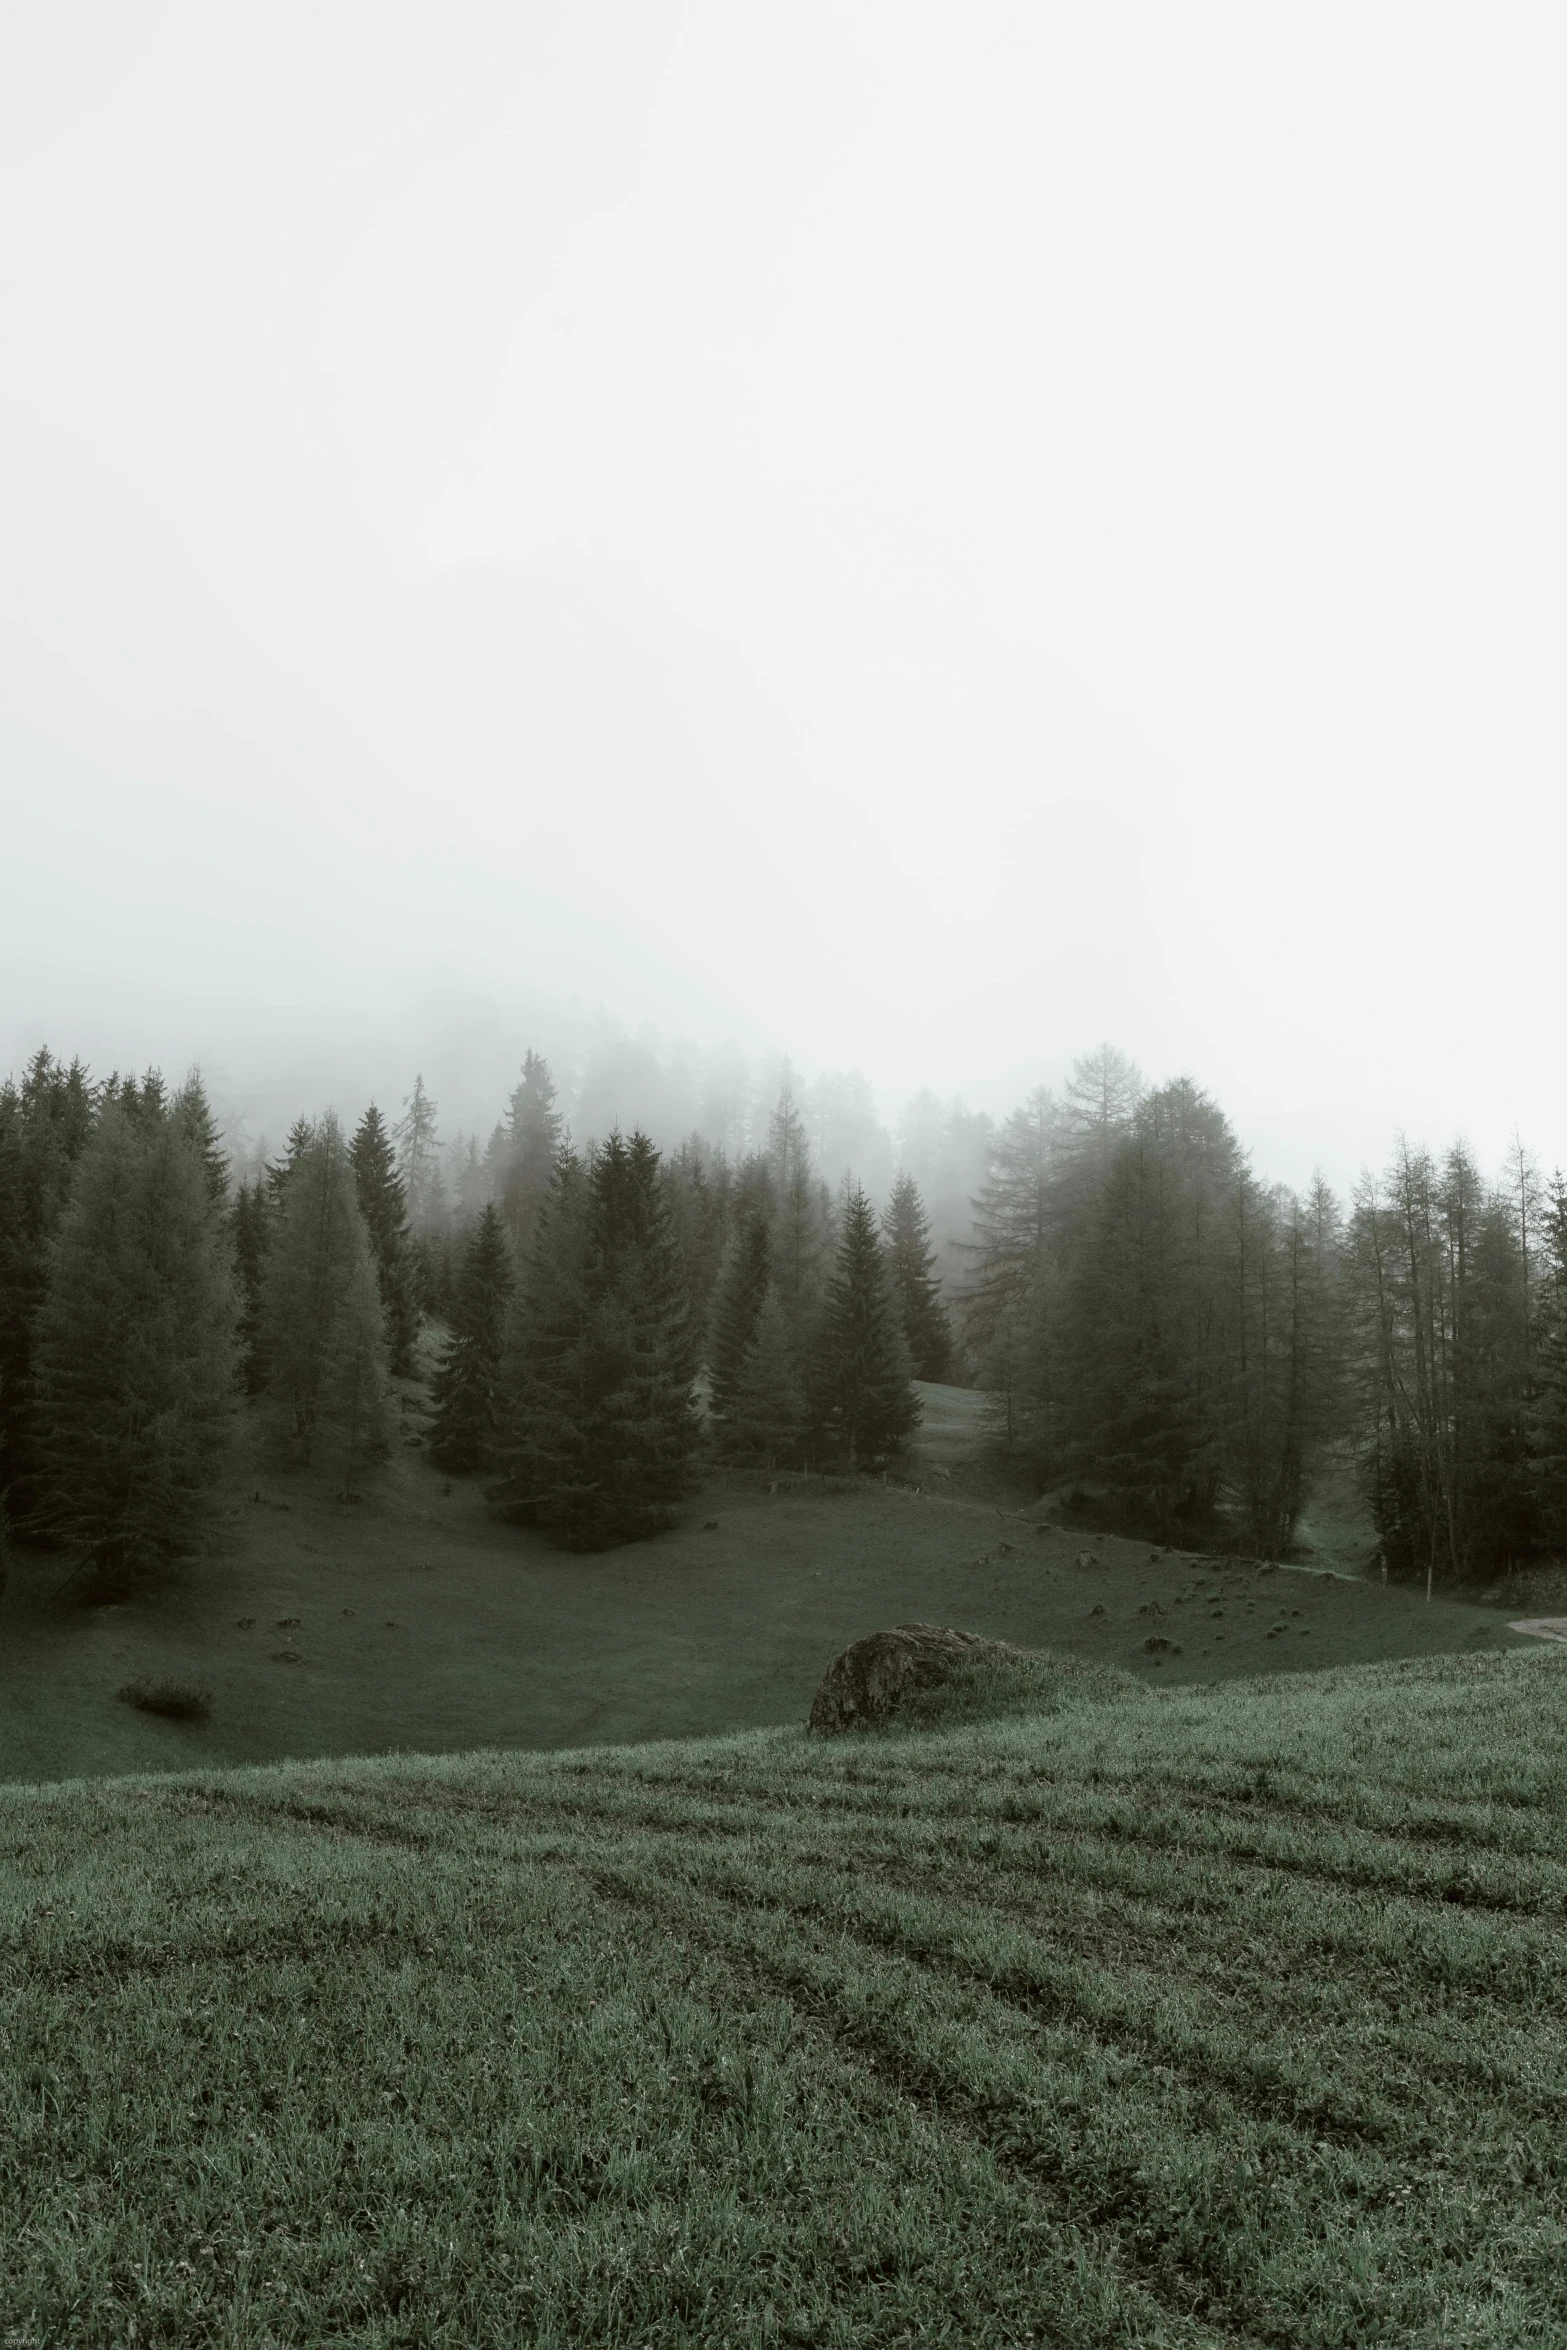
(808, 1622, 1134, 1737)
(808, 1623, 992, 1735)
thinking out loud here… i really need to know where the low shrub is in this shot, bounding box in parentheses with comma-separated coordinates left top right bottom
(1489, 1561, 1567, 1614)
(116, 1678, 212, 1723)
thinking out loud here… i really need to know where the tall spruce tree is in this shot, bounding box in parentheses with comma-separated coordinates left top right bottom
(173, 1070, 231, 1211)
(664, 1136, 729, 1363)
(30, 1084, 239, 1589)
(429, 1204, 515, 1473)
(492, 1052, 565, 1252)
(818, 1184, 919, 1468)
(884, 1172, 952, 1380)
(350, 1103, 419, 1376)
(259, 1113, 390, 1485)
(708, 1211, 772, 1447)
(495, 1132, 699, 1548)
(732, 1286, 805, 1470)
(0, 1048, 97, 1522)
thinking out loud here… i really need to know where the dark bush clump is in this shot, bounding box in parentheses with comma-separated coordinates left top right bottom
(117, 1678, 212, 1723)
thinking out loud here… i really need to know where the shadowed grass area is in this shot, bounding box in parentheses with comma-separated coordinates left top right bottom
(2, 1648, 1564, 2345)
(0, 1385, 1529, 1788)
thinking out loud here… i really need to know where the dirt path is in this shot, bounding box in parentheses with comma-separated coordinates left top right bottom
(1509, 1617, 1567, 1644)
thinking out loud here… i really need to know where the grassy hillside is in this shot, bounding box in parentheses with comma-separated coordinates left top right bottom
(0, 1492, 1527, 1790)
(0, 1384, 1529, 1787)
(3, 1649, 1564, 2345)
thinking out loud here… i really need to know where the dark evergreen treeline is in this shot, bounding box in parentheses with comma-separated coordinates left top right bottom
(0, 1046, 930, 1570)
(7, 1030, 1565, 1587)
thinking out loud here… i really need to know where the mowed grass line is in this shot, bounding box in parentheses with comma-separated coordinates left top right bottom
(3, 1650, 1566, 2346)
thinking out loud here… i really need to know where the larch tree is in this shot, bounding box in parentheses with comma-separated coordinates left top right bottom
(963, 1086, 1061, 1356)
(259, 1113, 389, 1486)
(394, 1075, 445, 1230)
(30, 1085, 239, 1590)
(429, 1203, 516, 1473)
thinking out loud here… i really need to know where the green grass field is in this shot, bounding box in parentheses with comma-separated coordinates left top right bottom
(0, 1386, 1529, 1788)
(3, 1647, 1564, 2345)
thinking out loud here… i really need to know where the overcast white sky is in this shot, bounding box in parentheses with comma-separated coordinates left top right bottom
(3, 2, 1563, 1191)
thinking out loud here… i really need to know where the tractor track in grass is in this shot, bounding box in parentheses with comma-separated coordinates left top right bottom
(578, 1854, 1562, 2345)
(575, 1857, 1270, 2350)
(609, 1849, 1405, 2155)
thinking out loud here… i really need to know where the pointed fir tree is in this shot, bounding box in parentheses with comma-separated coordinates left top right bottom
(429, 1204, 516, 1474)
(707, 1211, 772, 1449)
(172, 1069, 231, 1211)
(350, 1103, 419, 1376)
(259, 1113, 390, 1487)
(265, 1116, 316, 1216)
(494, 1132, 699, 1549)
(492, 1051, 565, 1253)
(665, 1136, 729, 1363)
(732, 1286, 805, 1471)
(30, 1084, 239, 1590)
(818, 1184, 919, 1469)
(884, 1171, 952, 1381)
(493, 1154, 597, 1534)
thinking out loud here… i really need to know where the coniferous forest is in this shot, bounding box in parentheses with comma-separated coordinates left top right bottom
(3, 1034, 1566, 1588)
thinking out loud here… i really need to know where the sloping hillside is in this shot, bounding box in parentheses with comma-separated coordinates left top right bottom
(3, 1649, 1564, 2345)
(0, 1389, 1524, 1785)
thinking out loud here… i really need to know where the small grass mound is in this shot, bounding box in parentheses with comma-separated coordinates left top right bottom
(866, 1640, 1139, 1734)
(115, 1677, 212, 1723)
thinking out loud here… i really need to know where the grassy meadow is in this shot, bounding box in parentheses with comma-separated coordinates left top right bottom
(3, 1647, 1565, 2345)
(0, 1385, 1531, 1788)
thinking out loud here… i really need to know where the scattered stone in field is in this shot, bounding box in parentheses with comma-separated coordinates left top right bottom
(275, 1617, 300, 1629)
(809, 1624, 996, 1735)
(1089, 1603, 1106, 1617)
(1143, 1635, 1175, 1653)
(236, 1618, 254, 1629)
(703, 1519, 719, 1531)
(996, 1541, 1015, 1554)
(1074, 1549, 1098, 1569)
(341, 1608, 355, 1617)
(271, 1651, 303, 1665)
(1138, 1600, 1163, 1616)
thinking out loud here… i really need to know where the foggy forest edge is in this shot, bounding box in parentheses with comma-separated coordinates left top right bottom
(4, 1034, 1566, 1595)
